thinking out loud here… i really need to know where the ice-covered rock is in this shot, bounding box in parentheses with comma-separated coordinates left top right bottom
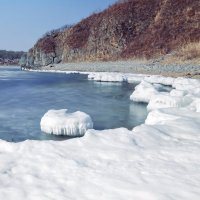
(130, 81, 159, 103)
(40, 109, 93, 136)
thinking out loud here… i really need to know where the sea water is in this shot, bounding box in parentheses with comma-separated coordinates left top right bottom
(0, 66, 147, 142)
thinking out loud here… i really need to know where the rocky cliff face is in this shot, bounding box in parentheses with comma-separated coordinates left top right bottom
(21, 0, 200, 67)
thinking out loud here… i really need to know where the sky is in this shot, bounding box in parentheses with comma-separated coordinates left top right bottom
(0, 0, 116, 51)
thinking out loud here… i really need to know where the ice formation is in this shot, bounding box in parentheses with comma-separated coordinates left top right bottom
(128, 74, 200, 112)
(88, 72, 126, 82)
(1, 69, 200, 200)
(130, 81, 159, 103)
(88, 72, 147, 83)
(40, 109, 93, 136)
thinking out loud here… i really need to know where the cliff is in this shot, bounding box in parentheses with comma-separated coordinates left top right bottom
(21, 0, 200, 67)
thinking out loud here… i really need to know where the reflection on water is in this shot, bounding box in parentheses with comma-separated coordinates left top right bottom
(0, 66, 147, 142)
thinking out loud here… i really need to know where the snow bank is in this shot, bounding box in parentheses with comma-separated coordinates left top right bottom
(40, 109, 93, 136)
(144, 107, 200, 140)
(1, 124, 200, 200)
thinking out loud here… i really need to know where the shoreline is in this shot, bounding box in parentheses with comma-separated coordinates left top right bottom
(28, 60, 200, 79)
(1, 61, 200, 199)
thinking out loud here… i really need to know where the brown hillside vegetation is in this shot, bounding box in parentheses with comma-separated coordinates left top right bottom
(23, 0, 200, 67)
(123, 0, 200, 58)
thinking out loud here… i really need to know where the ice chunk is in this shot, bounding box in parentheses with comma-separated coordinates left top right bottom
(130, 81, 159, 103)
(40, 109, 93, 136)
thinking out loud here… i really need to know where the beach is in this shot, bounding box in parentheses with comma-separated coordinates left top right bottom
(37, 60, 200, 78)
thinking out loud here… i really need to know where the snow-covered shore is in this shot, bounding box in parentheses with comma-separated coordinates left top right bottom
(1, 67, 200, 199)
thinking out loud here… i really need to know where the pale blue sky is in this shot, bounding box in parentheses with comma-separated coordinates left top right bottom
(0, 0, 116, 51)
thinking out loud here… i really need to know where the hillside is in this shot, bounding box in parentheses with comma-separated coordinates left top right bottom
(0, 50, 25, 65)
(21, 0, 200, 67)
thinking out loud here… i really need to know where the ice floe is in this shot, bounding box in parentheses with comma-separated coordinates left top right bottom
(40, 109, 93, 136)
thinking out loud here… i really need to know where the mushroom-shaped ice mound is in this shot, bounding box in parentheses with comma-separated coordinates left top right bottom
(40, 109, 93, 136)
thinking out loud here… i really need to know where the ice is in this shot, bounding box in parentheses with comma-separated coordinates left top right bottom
(88, 72, 126, 82)
(0, 124, 200, 199)
(144, 108, 200, 140)
(188, 98, 200, 112)
(125, 74, 147, 83)
(128, 75, 200, 112)
(88, 72, 147, 83)
(144, 75, 175, 86)
(40, 109, 93, 136)
(173, 77, 200, 90)
(1, 70, 200, 199)
(147, 93, 192, 110)
(170, 89, 188, 97)
(130, 81, 159, 103)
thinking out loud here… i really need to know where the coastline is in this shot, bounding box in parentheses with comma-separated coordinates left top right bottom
(1, 62, 200, 199)
(31, 60, 200, 79)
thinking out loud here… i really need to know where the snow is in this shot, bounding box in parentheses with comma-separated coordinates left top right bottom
(88, 72, 148, 83)
(130, 81, 159, 103)
(1, 125, 200, 199)
(144, 75, 175, 86)
(147, 93, 192, 111)
(170, 89, 188, 97)
(40, 109, 93, 136)
(144, 107, 200, 140)
(88, 72, 126, 82)
(1, 70, 200, 200)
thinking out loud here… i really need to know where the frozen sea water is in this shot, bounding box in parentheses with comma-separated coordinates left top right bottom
(0, 66, 147, 142)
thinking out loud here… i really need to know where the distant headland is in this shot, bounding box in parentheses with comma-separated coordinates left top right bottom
(0, 50, 25, 66)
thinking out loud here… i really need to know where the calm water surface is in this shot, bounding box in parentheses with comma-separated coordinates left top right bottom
(0, 66, 147, 142)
